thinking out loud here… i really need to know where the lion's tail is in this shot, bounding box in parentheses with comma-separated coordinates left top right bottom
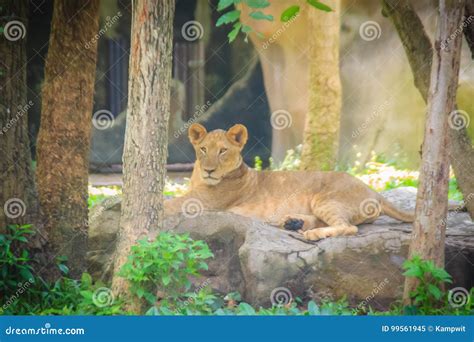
(380, 198, 415, 223)
(379, 197, 464, 223)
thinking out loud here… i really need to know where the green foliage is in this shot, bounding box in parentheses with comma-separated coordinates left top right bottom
(401, 255, 473, 315)
(280, 5, 300, 22)
(254, 155, 263, 171)
(216, 0, 331, 42)
(306, 0, 332, 12)
(0, 225, 35, 297)
(1, 225, 123, 315)
(119, 232, 214, 306)
(269, 144, 302, 170)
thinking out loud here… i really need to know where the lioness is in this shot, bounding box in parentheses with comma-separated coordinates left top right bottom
(165, 124, 414, 240)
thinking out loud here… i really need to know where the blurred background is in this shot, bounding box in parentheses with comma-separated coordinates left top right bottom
(25, 0, 474, 174)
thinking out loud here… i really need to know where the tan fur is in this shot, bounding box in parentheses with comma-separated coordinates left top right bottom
(165, 124, 415, 241)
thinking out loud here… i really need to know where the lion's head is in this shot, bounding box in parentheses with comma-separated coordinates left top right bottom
(188, 123, 248, 185)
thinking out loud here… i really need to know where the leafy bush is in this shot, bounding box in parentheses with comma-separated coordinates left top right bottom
(401, 255, 473, 315)
(0, 225, 35, 298)
(119, 232, 214, 306)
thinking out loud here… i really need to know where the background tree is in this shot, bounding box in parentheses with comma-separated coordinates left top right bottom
(383, 0, 474, 219)
(35, 0, 100, 278)
(384, 0, 465, 303)
(300, 0, 341, 171)
(111, 0, 175, 310)
(0, 0, 50, 263)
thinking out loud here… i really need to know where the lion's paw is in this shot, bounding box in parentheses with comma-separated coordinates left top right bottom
(281, 217, 305, 231)
(303, 229, 328, 241)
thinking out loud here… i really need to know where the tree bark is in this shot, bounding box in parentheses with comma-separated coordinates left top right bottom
(111, 0, 175, 312)
(0, 1, 50, 261)
(382, 0, 474, 219)
(464, 1, 474, 57)
(35, 0, 100, 278)
(300, 0, 342, 170)
(400, 0, 465, 304)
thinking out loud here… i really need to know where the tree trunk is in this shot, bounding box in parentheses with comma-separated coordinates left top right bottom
(401, 0, 465, 304)
(35, 0, 100, 278)
(111, 0, 175, 312)
(382, 0, 474, 219)
(0, 1, 49, 260)
(464, 1, 474, 57)
(300, 0, 342, 170)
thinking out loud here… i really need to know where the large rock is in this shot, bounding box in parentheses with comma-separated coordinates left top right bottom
(87, 188, 474, 309)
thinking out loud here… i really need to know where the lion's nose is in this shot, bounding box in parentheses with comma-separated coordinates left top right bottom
(204, 167, 216, 174)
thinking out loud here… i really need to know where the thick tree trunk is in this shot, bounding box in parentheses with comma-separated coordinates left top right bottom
(0, 1, 49, 261)
(300, 0, 342, 171)
(401, 0, 465, 304)
(111, 0, 175, 312)
(35, 0, 100, 278)
(383, 0, 474, 219)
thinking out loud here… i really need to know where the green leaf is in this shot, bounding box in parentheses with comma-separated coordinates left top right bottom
(216, 10, 241, 27)
(403, 265, 423, 278)
(217, 0, 236, 11)
(245, 0, 270, 8)
(242, 25, 252, 33)
(307, 0, 332, 12)
(307, 300, 320, 315)
(162, 275, 171, 286)
(280, 5, 300, 22)
(249, 11, 273, 21)
(427, 284, 442, 300)
(58, 263, 69, 275)
(237, 302, 256, 315)
(228, 22, 241, 42)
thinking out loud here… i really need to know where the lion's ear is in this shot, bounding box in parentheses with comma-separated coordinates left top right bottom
(188, 123, 207, 145)
(226, 124, 248, 148)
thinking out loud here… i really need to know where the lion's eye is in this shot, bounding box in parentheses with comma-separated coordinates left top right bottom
(200, 147, 207, 154)
(219, 148, 228, 155)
